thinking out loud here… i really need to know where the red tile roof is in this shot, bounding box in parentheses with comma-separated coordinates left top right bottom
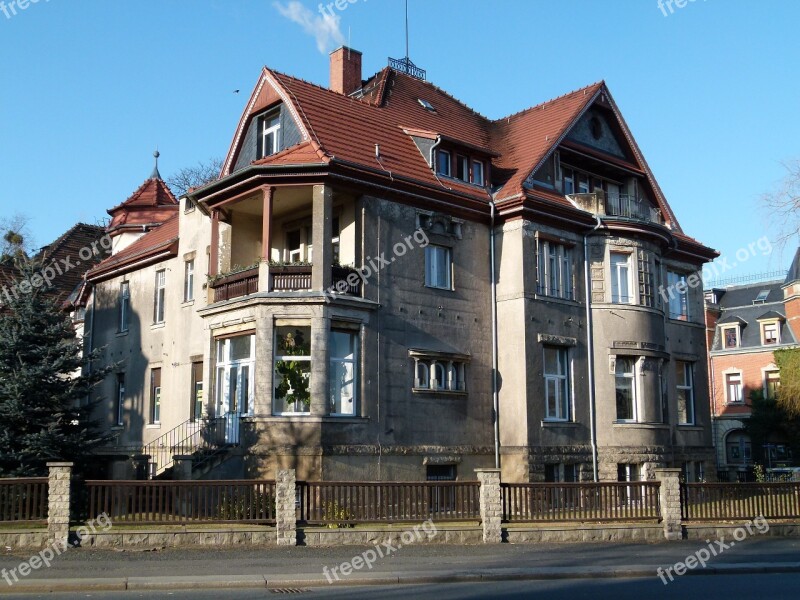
(108, 177, 179, 231)
(88, 215, 179, 281)
(37, 223, 110, 299)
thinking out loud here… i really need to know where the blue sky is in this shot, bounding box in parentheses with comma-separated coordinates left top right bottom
(1, 0, 798, 280)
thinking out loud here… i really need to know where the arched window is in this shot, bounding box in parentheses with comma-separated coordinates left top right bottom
(432, 362, 446, 390)
(415, 360, 429, 389)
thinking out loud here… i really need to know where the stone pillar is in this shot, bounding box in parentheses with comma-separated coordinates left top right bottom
(173, 456, 194, 481)
(46, 462, 73, 547)
(475, 468, 502, 544)
(275, 469, 297, 546)
(309, 314, 330, 416)
(311, 185, 333, 292)
(655, 468, 683, 541)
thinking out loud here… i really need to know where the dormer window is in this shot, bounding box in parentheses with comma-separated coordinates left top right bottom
(456, 155, 469, 182)
(761, 321, 780, 345)
(259, 110, 281, 158)
(436, 150, 451, 177)
(472, 160, 484, 186)
(722, 325, 740, 349)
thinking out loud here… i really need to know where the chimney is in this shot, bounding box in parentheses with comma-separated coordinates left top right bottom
(330, 47, 362, 95)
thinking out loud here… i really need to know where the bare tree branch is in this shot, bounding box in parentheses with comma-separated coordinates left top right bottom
(762, 159, 800, 250)
(165, 157, 223, 197)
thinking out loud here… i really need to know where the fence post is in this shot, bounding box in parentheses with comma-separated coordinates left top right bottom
(654, 468, 683, 541)
(46, 462, 73, 547)
(276, 469, 296, 546)
(475, 468, 502, 544)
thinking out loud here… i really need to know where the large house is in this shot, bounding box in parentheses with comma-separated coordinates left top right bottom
(84, 48, 718, 483)
(705, 250, 800, 481)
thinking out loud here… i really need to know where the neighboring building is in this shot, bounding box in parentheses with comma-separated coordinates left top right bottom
(705, 251, 800, 481)
(85, 48, 718, 483)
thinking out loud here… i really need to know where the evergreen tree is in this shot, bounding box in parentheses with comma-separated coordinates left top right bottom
(0, 259, 114, 476)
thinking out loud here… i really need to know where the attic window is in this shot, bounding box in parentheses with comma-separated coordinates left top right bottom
(754, 290, 770, 304)
(418, 98, 436, 112)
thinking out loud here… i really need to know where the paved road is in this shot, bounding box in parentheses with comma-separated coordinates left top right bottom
(1, 573, 800, 599)
(2, 538, 799, 581)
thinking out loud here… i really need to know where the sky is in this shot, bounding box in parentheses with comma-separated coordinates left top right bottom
(1, 0, 799, 282)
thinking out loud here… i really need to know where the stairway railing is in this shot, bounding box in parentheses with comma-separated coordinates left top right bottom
(142, 416, 232, 478)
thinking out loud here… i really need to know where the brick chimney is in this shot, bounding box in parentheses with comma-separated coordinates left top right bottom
(330, 47, 362, 95)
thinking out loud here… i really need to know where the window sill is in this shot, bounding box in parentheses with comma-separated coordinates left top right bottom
(612, 422, 670, 430)
(423, 284, 454, 292)
(412, 388, 467, 397)
(677, 424, 704, 431)
(145, 424, 161, 430)
(533, 294, 582, 307)
(541, 420, 579, 427)
(182, 300, 195, 308)
(151, 323, 166, 331)
(116, 331, 129, 338)
(261, 415, 369, 424)
(111, 425, 124, 431)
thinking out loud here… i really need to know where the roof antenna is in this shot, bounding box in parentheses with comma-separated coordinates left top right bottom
(151, 149, 162, 180)
(405, 0, 409, 61)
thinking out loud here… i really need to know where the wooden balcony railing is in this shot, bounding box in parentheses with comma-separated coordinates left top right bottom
(270, 265, 362, 296)
(210, 267, 259, 302)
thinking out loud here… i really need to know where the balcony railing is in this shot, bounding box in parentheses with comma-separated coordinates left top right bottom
(210, 267, 259, 302)
(605, 193, 662, 224)
(210, 265, 363, 301)
(568, 191, 663, 225)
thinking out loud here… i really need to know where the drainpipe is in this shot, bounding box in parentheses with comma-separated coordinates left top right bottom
(584, 216, 602, 481)
(489, 201, 500, 470)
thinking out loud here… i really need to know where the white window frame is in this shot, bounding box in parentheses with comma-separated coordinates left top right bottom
(667, 271, 690, 320)
(329, 329, 359, 416)
(154, 269, 166, 324)
(721, 325, 741, 349)
(544, 346, 571, 421)
(724, 370, 744, 404)
(456, 154, 469, 182)
(763, 368, 781, 399)
(537, 240, 573, 300)
(273, 327, 312, 415)
(436, 150, 451, 177)
(425, 245, 452, 290)
(260, 111, 281, 158)
(676, 361, 695, 425)
(184, 259, 195, 303)
(216, 335, 256, 417)
(610, 252, 633, 304)
(615, 356, 638, 422)
(119, 281, 130, 332)
(761, 321, 780, 346)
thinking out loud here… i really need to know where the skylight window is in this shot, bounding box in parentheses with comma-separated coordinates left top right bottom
(754, 290, 770, 304)
(418, 98, 435, 112)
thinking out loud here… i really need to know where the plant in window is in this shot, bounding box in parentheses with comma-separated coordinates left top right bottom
(274, 330, 311, 410)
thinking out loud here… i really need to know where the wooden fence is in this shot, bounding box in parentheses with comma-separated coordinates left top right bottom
(85, 480, 277, 525)
(0, 478, 48, 524)
(297, 481, 481, 525)
(682, 482, 800, 521)
(502, 482, 661, 523)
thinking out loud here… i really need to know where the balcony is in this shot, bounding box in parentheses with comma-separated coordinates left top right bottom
(569, 191, 663, 225)
(210, 264, 362, 302)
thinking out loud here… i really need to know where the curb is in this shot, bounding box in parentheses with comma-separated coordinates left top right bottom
(3, 563, 800, 593)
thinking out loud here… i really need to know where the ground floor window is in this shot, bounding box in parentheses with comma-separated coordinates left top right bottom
(617, 463, 643, 504)
(544, 463, 578, 482)
(330, 329, 358, 416)
(191, 361, 203, 422)
(216, 335, 255, 417)
(726, 431, 752, 465)
(150, 368, 161, 424)
(273, 326, 312, 414)
(682, 461, 705, 483)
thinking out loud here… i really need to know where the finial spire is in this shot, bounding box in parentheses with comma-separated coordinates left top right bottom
(151, 149, 162, 180)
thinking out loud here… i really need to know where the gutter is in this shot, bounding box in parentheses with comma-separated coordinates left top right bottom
(490, 201, 500, 469)
(584, 215, 603, 481)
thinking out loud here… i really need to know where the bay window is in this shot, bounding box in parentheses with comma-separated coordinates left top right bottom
(610, 253, 632, 303)
(216, 335, 255, 417)
(676, 361, 695, 424)
(544, 346, 570, 421)
(537, 240, 574, 300)
(330, 330, 358, 416)
(273, 327, 312, 414)
(615, 357, 637, 421)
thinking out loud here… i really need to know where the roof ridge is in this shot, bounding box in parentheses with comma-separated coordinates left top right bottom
(493, 81, 605, 123)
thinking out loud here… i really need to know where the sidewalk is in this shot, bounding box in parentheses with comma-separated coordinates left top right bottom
(2, 538, 800, 593)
